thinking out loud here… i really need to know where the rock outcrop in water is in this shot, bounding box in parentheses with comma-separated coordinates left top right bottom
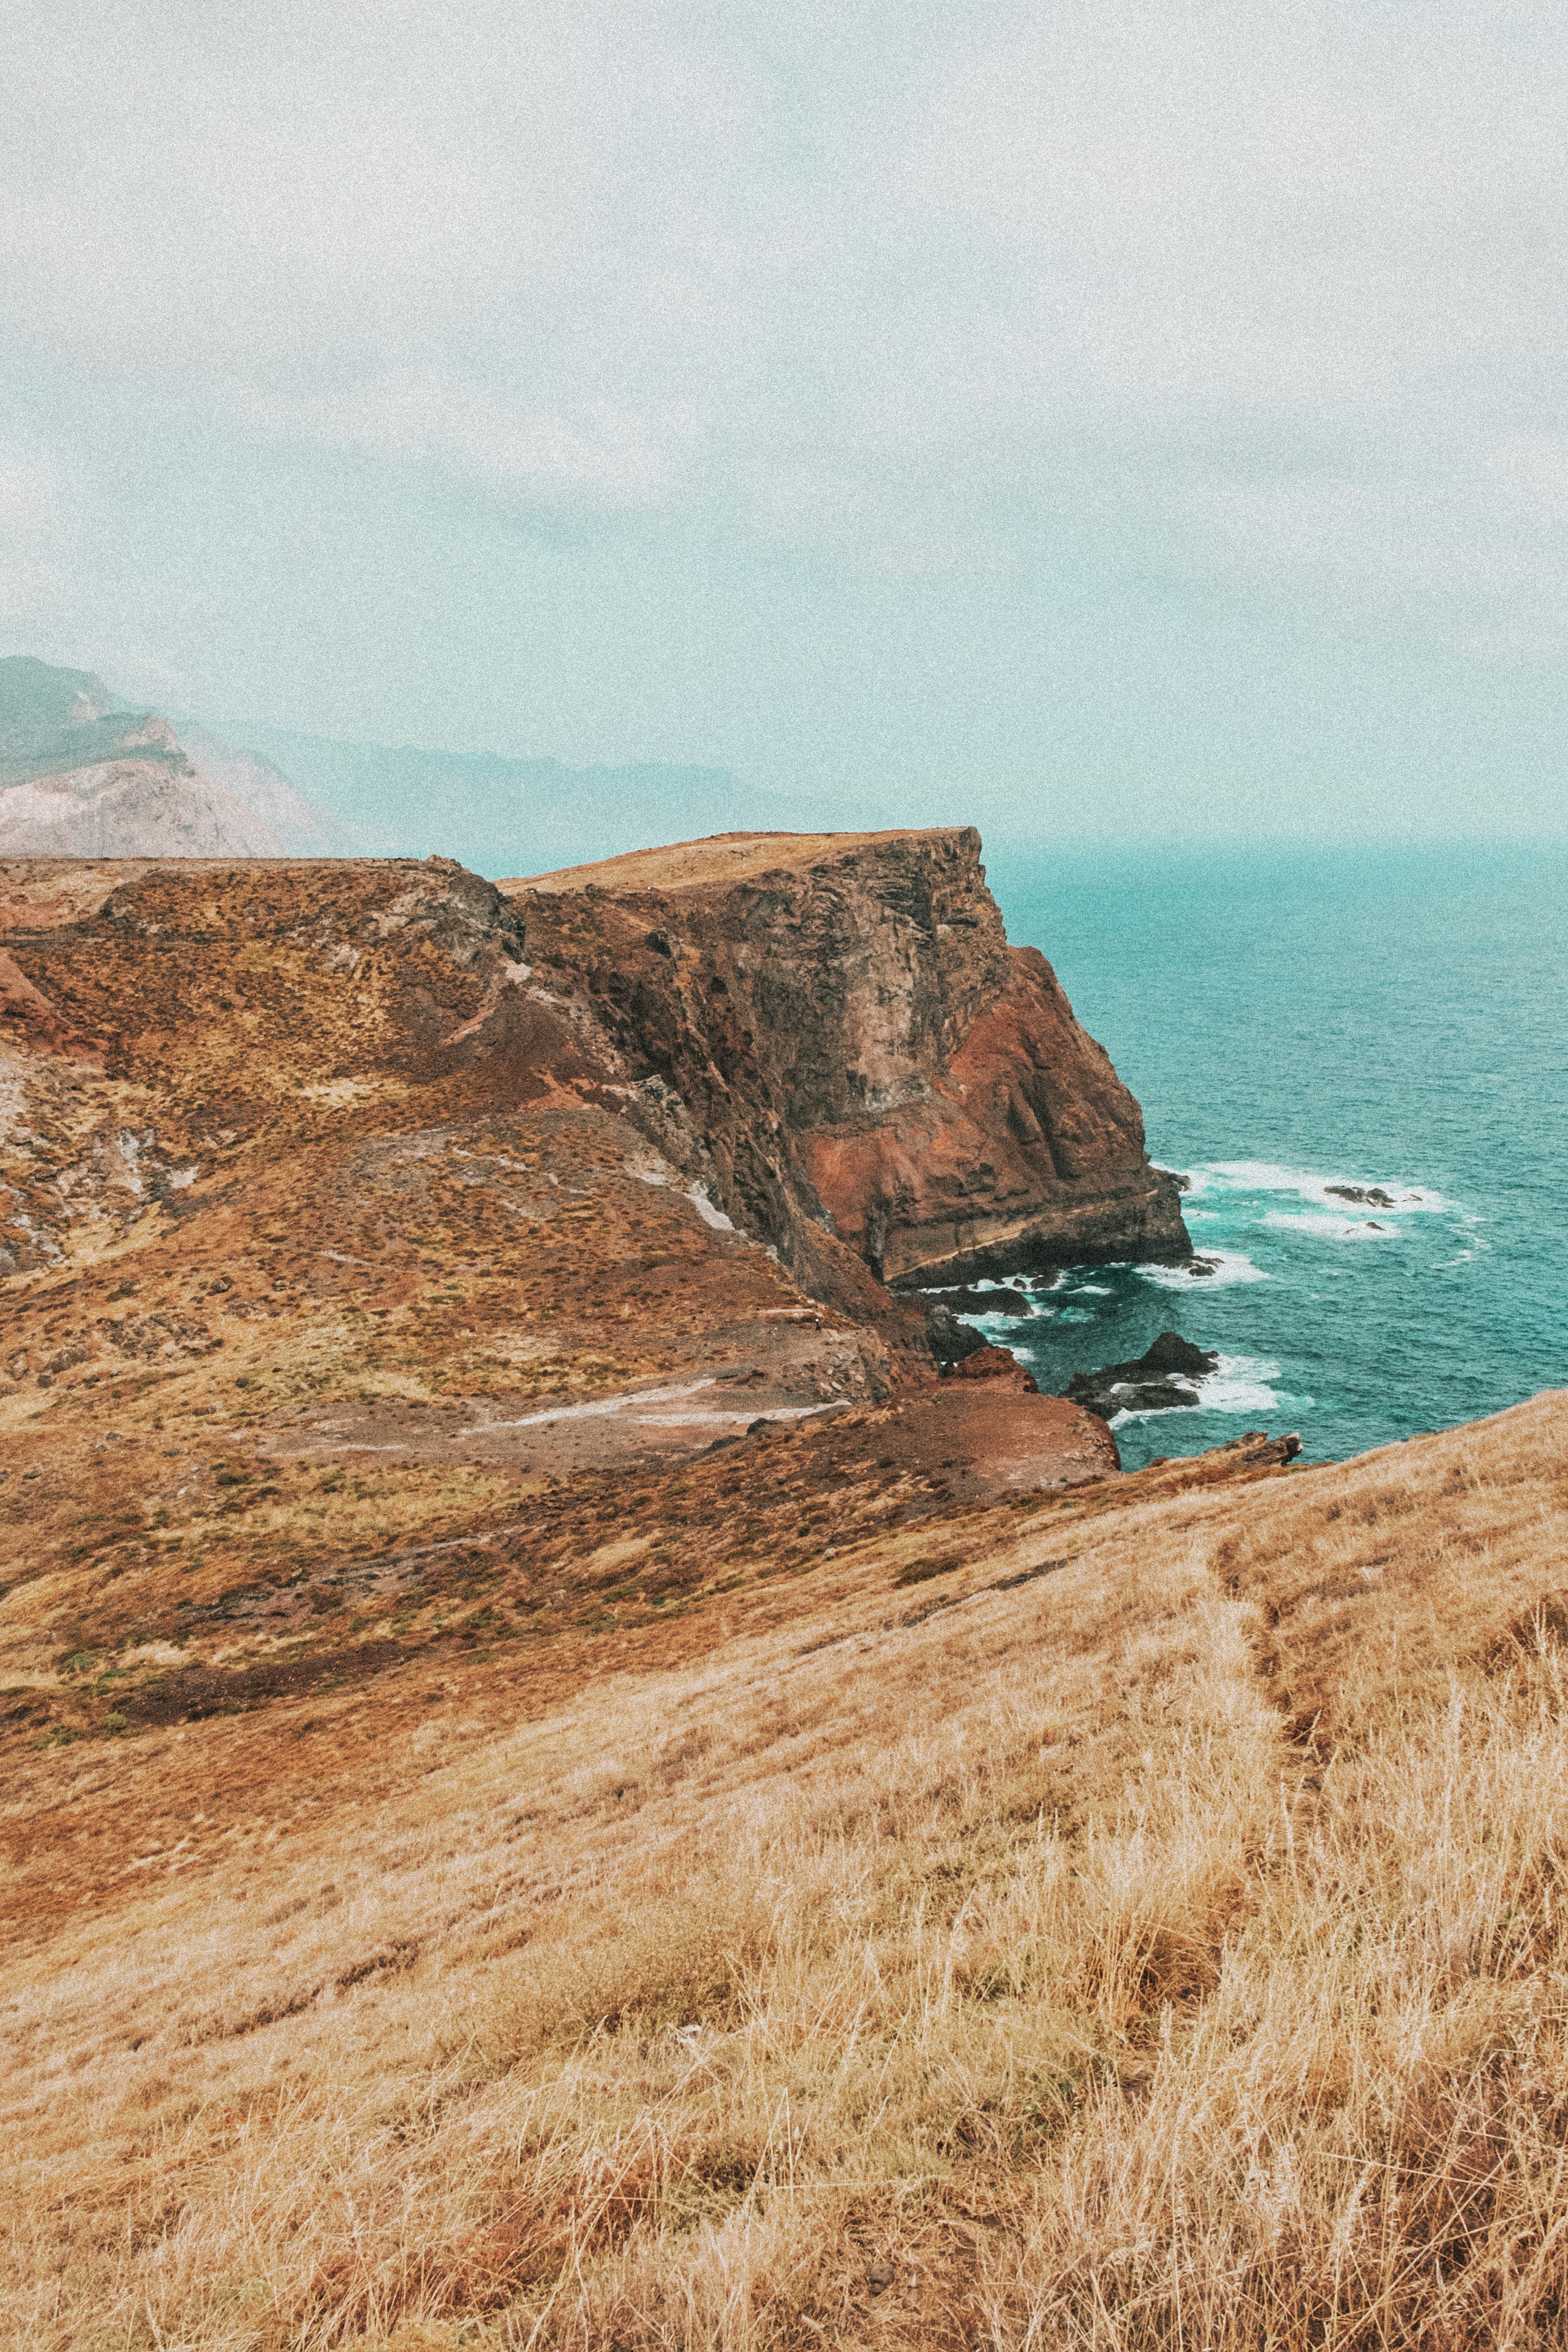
(1065, 1330, 1220, 1420)
(507, 828, 1191, 1290)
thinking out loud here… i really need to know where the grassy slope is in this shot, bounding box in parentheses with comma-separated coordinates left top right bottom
(6, 1387, 1568, 2350)
(6, 857, 1567, 2346)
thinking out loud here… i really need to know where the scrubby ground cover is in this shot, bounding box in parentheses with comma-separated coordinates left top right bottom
(6, 1390, 1568, 2349)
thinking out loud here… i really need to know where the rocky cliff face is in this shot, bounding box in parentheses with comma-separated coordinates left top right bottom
(508, 827, 1191, 1288)
(0, 849, 926, 1392)
(0, 831, 1185, 1314)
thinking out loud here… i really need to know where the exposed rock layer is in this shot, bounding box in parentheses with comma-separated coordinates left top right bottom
(508, 827, 1191, 1286)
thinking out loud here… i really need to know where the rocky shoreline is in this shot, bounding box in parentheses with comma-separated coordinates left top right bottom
(924, 1289, 1229, 1424)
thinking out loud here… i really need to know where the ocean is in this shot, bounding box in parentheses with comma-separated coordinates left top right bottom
(974, 838, 1568, 1472)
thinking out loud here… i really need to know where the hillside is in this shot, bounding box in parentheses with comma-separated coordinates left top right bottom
(7, 1387, 1566, 2348)
(3, 840, 1565, 2347)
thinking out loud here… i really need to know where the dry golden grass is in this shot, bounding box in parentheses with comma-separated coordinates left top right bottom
(6, 1392, 1568, 2349)
(507, 829, 924, 897)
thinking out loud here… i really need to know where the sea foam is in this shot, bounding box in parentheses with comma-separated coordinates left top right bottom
(1188, 1161, 1446, 1214)
(1106, 1353, 1286, 1427)
(1263, 1210, 1405, 1242)
(1138, 1247, 1269, 1288)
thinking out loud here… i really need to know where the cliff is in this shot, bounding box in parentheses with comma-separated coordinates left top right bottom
(1, 850, 1132, 1693)
(0, 834, 1182, 1488)
(1, 834, 1184, 1351)
(507, 827, 1191, 1285)
(0, 850, 927, 1416)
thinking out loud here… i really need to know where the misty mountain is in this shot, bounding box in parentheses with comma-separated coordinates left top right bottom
(195, 722, 882, 878)
(175, 724, 343, 855)
(2, 655, 892, 872)
(0, 658, 285, 859)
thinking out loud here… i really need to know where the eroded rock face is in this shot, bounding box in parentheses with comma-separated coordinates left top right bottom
(508, 827, 1191, 1290)
(1, 834, 1184, 1427)
(0, 852, 934, 1470)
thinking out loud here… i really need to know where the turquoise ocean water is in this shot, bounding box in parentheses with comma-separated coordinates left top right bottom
(971, 841, 1568, 1472)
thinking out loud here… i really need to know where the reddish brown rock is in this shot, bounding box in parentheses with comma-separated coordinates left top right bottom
(949, 1342, 1039, 1391)
(1, 833, 1185, 1364)
(508, 826, 1191, 1290)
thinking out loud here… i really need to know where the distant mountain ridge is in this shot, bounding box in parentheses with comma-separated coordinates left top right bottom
(0, 655, 117, 743)
(1, 653, 885, 871)
(194, 721, 875, 878)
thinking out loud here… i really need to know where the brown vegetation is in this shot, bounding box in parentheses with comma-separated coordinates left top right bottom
(6, 1391, 1568, 2349)
(5, 847, 1566, 2347)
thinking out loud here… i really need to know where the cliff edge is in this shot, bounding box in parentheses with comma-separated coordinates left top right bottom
(507, 827, 1191, 1286)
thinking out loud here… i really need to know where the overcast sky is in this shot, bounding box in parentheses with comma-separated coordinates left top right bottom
(3, 0, 1567, 836)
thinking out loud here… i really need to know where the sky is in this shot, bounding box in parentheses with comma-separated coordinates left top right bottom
(3, 0, 1568, 838)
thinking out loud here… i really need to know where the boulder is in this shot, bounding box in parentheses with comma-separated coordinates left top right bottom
(926, 1303, 988, 1368)
(1138, 1331, 1218, 1377)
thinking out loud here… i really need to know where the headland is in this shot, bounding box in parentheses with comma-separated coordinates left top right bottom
(3, 833, 1565, 2348)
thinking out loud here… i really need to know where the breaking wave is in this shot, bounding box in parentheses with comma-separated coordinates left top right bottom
(1138, 1247, 1269, 1288)
(1107, 1354, 1289, 1427)
(1185, 1161, 1446, 1214)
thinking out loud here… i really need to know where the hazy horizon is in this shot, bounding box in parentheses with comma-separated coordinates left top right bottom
(6, 3, 1568, 841)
